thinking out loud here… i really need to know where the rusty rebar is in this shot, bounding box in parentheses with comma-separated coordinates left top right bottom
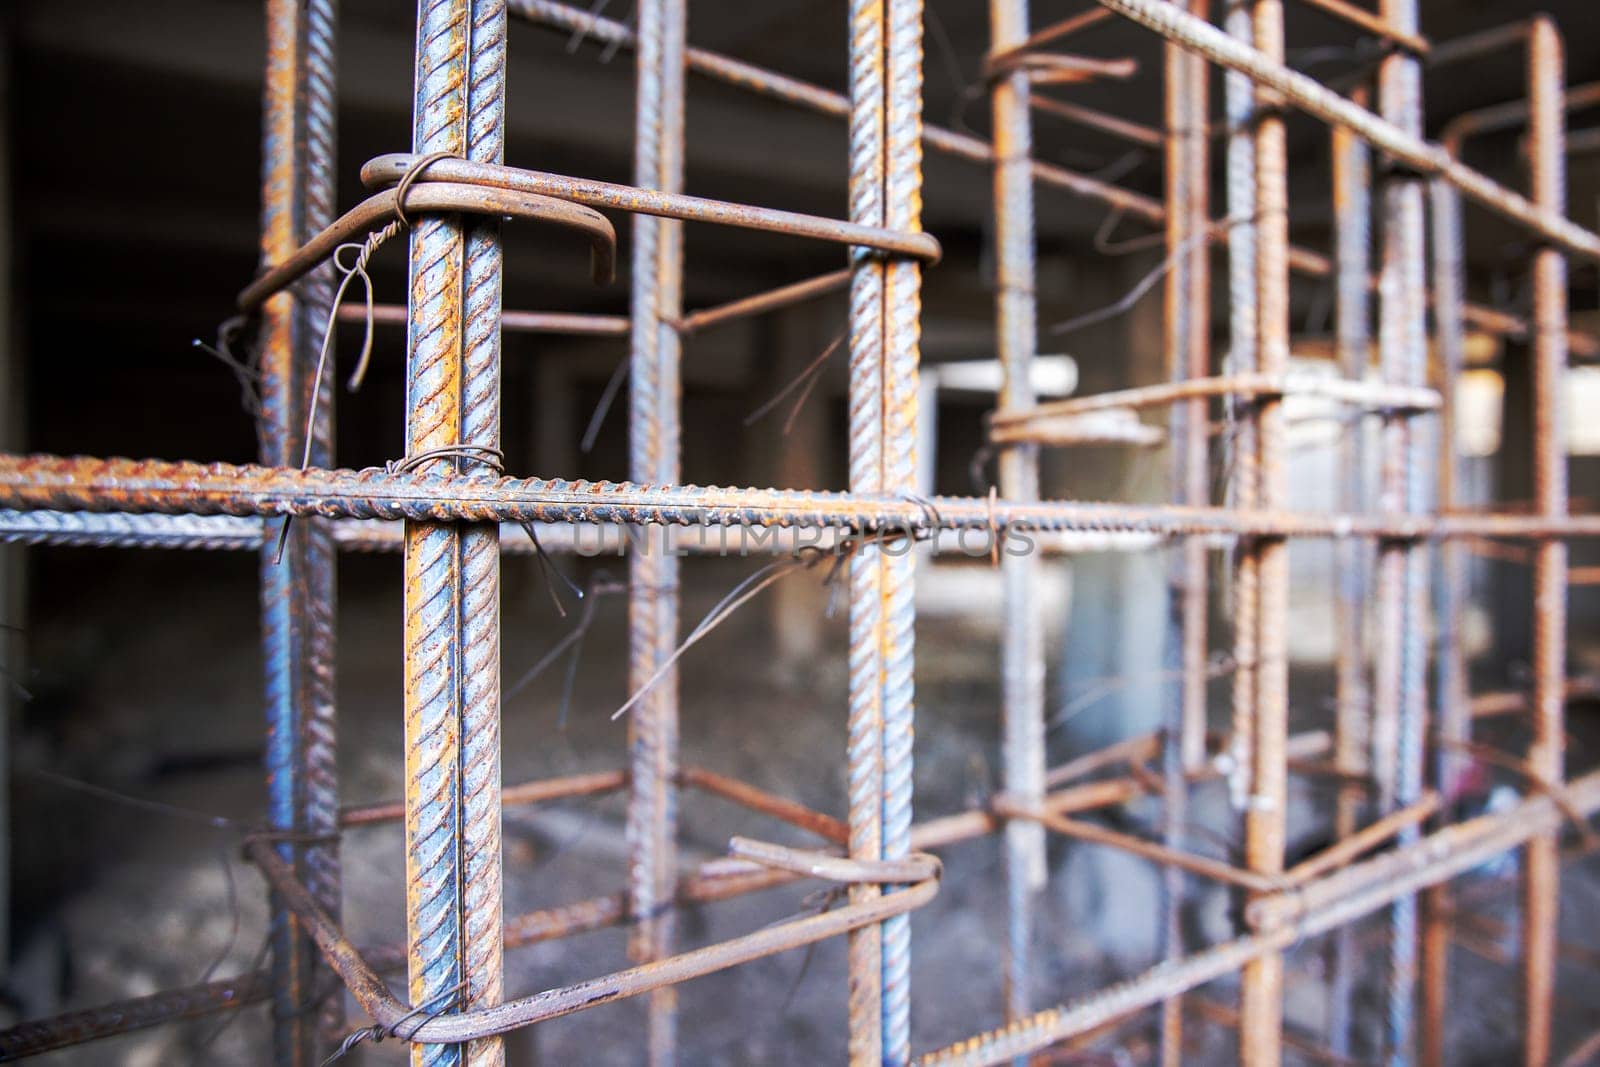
(0, 970, 274, 1060)
(1293, 0, 1427, 54)
(990, 373, 1439, 426)
(1370, 0, 1432, 1060)
(625, 3, 686, 1061)
(1158, 9, 1209, 1060)
(11, 453, 1600, 541)
(260, 2, 338, 1060)
(1285, 793, 1440, 886)
(244, 835, 939, 1046)
(360, 154, 940, 263)
(401, 4, 510, 1064)
(845, 1, 888, 1060)
(1328, 82, 1372, 1063)
(1223, 0, 1260, 848)
(511, 0, 1597, 358)
(1089, 0, 1600, 260)
(879, 4, 924, 1060)
(1422, 123, 1468, 1067)
(917, 768, 1600, 1066)
(988, 0, 1047, 1041)
(352, 268, 848, 343)
(25, 1, 1600, 1063)
(1031, 94, 1163, 148)
(351, 303, 629, 336)
(239, 181, 616, 312)
(1237, 0, 1292, 1059)
(1526, 17, 1571, 1066)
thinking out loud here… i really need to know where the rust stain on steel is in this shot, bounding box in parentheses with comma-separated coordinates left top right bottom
(680, 766, 849, 844)
(990, 372, 1440, 427)
(9, 452, 1600, 540)
(513, 0, 1600, 358)
(1524, 16, 1570, 1067)
(988, 0, 1047, 1037)
(360, 154, 942, 263)
(0, 971, 273, 1060)
(916, 769, 1600, 1067)
(341, 769, 628, 828)
(1294, 0, 1428, 53)
(244, 836, 939, 1045)
(239, 181, 616, 311)
(844, 0, 888, 1059)
(1091, 0, 1600, 260)
(1032, 94, 1164, 147)
(18, 0, 1600, 1060)
(678, 269, 851, 334)
(348, 302, 631, 337)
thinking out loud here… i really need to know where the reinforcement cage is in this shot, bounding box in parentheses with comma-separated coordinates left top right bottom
(0, 0, 1597, 1064)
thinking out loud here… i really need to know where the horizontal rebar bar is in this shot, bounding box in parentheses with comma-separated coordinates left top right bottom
(0, 510, 1185, 558)
(1090, 0, 1600, 260)
(1283, 792, 1440, 885)
(5, 454, 1599, 541)
(995, 799, 1278, 891)
(0, 970, 273, 1060)
(1292, 0, 1428, 55)
(915, 766, 1600, 1066)
(238, 180, 617, 310)
(990, 373, 1440, 427)
(360, 155, 941, 263)
(348, 303, 631, 336)
(244, 836, 938, 1044)
(509, 0, 1598, 359)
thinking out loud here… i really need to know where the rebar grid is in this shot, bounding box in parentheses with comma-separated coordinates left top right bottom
(4, 0, 1600, 1063)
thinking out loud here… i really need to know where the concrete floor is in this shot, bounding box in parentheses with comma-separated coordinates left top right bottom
(6, 547, 1600, 1064)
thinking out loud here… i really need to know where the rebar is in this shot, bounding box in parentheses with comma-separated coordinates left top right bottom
(845, 1, 888, 1059)
(627, 2, 686, 1060)
(401, 4, 507, 1064)
(1525, 17, 1571, 1065)
(1159, 8, 1209, 1059)
(988, 0, 1047, 1043)
(1370, 0, 1430, 1060)
(10, 453, 1600, 540)
(260, 3, 339, 1060)
(9, 1, 1599, 1064)
(1327, 85, 1371, 1062)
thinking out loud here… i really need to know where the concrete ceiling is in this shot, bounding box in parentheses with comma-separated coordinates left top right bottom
(7, 0, 1599, 464)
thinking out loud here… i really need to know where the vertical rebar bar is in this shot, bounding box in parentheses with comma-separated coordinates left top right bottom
(627, 1, 686, 1062)
(1369, 1, 1430, 1061)
(1222, 0, 1259, 824)
(1421, 171, 1466, 1067)
(987, 0, 1047, 1041)
(846, 0, 887, 1060)
(459, 4, 507, 1066)
(300, 0, 342, 1050)
(1179, 7, 1212, 783)
(1328, 89, 1372, 1063)
(1239, 0, 1290, 1061)
(261, 2, 338, 1061)
(1159, 7, 1210, 1062)
(1524, 17, 1568, 1066)
(879, 3, 922, 1062)
(403, 2, 506, 1064)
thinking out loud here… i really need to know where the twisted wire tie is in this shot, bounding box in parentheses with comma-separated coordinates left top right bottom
(273, 152, 466, 565)
(319, 980, 466, 1065)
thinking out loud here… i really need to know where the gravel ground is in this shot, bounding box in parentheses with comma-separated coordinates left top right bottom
(6, 548, 1599, 1064)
